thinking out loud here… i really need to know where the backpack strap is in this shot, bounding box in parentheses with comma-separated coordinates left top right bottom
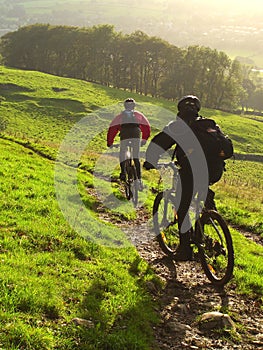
(121, 110, 139, 128)
(171, 144, 177, 161)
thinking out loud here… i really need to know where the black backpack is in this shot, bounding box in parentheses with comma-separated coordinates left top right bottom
(121, 110, 139, 128)
(173, 117, 233, 184)
(119, 110, 140, 140)
(191, 118, 234, 161)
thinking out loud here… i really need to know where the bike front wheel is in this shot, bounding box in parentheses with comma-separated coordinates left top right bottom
(196, 210, 234, 286)
(153, 191, 180, 255)
(125, 165, 138, 207)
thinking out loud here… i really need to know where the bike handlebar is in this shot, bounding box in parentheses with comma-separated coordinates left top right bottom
(110, 143, 120, 148)
(110, 140, 134, 149)
(156, 161, 180, 171)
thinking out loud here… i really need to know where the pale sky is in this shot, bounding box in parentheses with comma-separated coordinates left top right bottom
(164, 0, 263, 16)
(171, 0, 263, 9)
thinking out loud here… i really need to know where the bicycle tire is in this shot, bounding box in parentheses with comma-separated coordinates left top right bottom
(130, 166, 138, 207)
(153, 191, 180, 255)
(124, 182, 131, 200)
(124, 159, 132, 200)
(196, 210, 234, 286)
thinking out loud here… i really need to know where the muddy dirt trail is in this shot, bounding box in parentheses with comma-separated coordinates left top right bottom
(99, 202, 263, 350)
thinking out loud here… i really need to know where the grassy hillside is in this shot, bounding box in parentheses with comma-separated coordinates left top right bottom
(0, 65, 262, 348)
(0, 67, 162, 349)
(0, 137, 160, 349)
(1, 65, 262, 223)
(0, 64, 262, 239)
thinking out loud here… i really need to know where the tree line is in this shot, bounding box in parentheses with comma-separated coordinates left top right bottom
(0, 23, 262, 112)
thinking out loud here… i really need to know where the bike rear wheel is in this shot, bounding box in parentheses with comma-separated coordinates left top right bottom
(153, 191, 180, 255)
(129, 166, 138, 207)
(125, 164, 138, 207)
(196, 210, 234, 286)
(124, 159, 132, 200)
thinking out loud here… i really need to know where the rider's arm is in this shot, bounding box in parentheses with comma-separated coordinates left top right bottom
(144, 119, 190, 169)
(144, 130, 176, 169)
(107, 114, 122, 147)
(135, 111, 151, 142)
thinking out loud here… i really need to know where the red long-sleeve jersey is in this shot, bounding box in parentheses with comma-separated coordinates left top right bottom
(107, 110, 151, 146)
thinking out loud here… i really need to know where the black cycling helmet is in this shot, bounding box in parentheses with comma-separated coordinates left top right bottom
(177, 95, 201, 112)
(124, 98, 136, 110)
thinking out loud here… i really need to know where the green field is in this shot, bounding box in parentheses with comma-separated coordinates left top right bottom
(0, 65, 262, 349)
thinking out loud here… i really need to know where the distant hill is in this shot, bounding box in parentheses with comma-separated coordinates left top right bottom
(0, 0, 262, 68)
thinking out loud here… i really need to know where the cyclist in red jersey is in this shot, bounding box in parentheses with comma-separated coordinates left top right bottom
(107, 98, 151, 189)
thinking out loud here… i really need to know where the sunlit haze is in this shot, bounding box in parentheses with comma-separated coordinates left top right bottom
(0, 0, 263, 66)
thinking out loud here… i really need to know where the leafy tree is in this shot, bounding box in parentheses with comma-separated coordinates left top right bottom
(241, 76, 256, 112)
(144, 36, 170, 97)
(110, 33, 126, 89)
(159, 45, 185, 100)
(248, 88, 263, 112)
(85, 24, 116, 85)
(0, 23, 256, 111)
(126, 31, 151, 95)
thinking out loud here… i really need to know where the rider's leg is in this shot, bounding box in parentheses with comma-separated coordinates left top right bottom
(174, 168, 194, 261)
(204, 188, 217, 210)
(131, 138, 141, 179)
(119, 140, 128, 180)
(132, 138, 144, 190)
(134, 159, 141, 178)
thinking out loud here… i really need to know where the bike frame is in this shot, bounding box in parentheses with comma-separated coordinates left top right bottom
(153, 161, 234, 285)
(157, 161, 209, 225)
(124, 142, 135, 173)
(124, 141, 138, 206)
(113, 141, 138, 206)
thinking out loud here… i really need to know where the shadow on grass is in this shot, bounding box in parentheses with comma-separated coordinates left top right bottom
(74, 277, 157, 349)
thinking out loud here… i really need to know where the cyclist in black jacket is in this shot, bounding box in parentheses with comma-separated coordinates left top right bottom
(144, 95, 233, 261)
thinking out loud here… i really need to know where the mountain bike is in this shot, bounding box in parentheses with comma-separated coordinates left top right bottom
(113, 142, 139, 207)
(152, 162, 234, 286)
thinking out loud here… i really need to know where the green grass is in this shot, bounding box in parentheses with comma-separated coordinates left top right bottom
(0, 65, 263, 347)
(0, 137, 160, 349)
(231, 228, 263, 297)
(198, 109, 263, 155)
(213, 160, 263, 237)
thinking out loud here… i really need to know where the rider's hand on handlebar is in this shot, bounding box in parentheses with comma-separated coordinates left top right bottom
(143, 161, 155, 170)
